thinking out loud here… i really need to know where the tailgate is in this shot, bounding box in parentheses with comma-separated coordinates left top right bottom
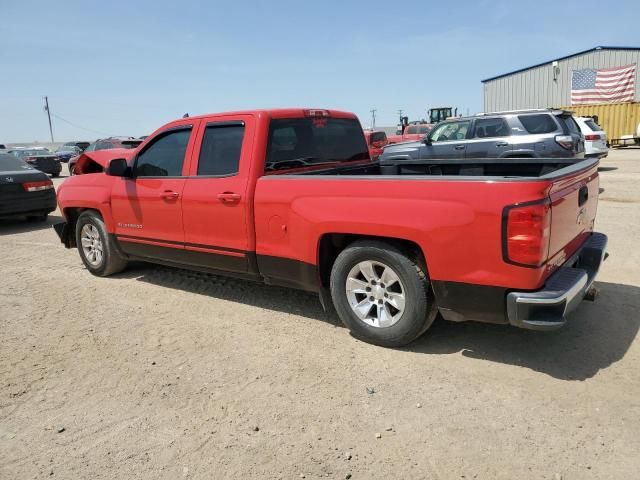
(547, 161, 599, 261)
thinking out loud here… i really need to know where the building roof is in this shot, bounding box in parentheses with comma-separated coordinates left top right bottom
(481, 46, 640, 83)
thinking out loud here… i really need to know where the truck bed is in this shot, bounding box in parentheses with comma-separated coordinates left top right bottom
(291, 157, 593, 179)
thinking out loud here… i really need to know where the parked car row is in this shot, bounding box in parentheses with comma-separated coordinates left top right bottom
(6, 147, 63, 177)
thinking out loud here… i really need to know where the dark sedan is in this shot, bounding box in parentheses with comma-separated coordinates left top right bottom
(55, 145, 82, 163)
(8, 148, 62, 177)
(0, 153, 57, 220)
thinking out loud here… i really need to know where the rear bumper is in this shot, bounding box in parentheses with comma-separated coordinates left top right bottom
(506, 232, 608, 330)
(0, 191, 57, 217)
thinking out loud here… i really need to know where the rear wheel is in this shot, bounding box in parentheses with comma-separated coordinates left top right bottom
(75, 211, 128, 277)
(330, 240, 437, 347)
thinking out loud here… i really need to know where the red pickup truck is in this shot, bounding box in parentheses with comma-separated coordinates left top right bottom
(54, 108, 607, 347)
(387, 123, 433, 144)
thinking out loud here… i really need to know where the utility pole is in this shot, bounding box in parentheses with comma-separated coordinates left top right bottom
(43, 96, 54, 142)
(370, 109, 377, 128)
(397, 109, 403, 125)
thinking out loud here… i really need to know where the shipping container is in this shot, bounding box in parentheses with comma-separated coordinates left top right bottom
(560, 102, 640, 141)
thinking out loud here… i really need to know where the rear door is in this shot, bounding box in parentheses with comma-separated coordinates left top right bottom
(111, 122, 198, 257)
(421, 120, 471, 159)
(180, 114, 255, 273)
(511, 113, 559, 156)
(465, 117, 512, 158)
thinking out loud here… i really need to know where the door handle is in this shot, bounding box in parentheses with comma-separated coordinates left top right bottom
(217, 192, 241, 203)
(160, 190, 179, 200)
(496, 142, 509, 147)
(454, 145, 465, 150)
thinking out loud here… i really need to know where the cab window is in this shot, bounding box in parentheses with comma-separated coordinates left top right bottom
(197, 124, 244, 176)
(473, 118, 510, 138)
(429, 121, 471, 142)
(134, 128, 191, 177)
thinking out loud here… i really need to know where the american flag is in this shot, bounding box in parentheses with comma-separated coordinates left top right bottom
(571, 64, 636, 104)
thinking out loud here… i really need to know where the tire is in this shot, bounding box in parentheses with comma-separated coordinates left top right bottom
(75, 211, 128, 277)
(52, 172, 60, 178)
(330, 240, 437, 347)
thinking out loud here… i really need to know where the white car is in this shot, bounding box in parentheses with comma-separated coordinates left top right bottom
(575, 117, 608, 158)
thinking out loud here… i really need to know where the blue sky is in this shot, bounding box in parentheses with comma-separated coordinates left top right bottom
(1, 0, 639, 142)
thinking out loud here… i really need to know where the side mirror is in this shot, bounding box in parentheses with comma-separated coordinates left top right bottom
(423, 136, 432, 145)
(105, 158, 130, 177)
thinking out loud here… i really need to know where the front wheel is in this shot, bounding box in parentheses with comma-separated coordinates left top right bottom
(330, 240, 437, 347)
(75, 211, 128, 277)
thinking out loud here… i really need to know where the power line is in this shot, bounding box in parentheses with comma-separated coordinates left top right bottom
(49, 113, 111, 136)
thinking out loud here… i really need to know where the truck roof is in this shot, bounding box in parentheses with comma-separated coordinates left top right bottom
(171, 108, 359, 123)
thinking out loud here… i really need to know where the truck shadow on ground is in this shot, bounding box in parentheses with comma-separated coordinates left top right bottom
(408, 281, 640, 381)
(123, 265, 638, 382)
(0, 214, 63, 236)
(119, 263, 338, 326)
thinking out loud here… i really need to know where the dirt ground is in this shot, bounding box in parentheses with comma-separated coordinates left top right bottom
(2, 150, 640, 480)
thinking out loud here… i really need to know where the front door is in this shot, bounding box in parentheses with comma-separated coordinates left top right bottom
(421, 120, 471, 159)
(180, 115, 254, 273)
(111, 124, 197, 259)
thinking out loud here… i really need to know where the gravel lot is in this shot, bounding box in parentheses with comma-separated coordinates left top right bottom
(2, 150, 639, 479)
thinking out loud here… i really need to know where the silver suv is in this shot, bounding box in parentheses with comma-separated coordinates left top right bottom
(379, 109, 585, 162)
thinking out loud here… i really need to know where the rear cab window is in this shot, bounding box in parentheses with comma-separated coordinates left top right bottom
(517, 114, 558, 134)
(370, 131, 387, 143)
(266, 116, 369, 173)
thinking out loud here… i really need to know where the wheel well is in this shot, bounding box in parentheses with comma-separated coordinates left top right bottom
(318, 233, 427, 288)
(63, 207, 101, 247)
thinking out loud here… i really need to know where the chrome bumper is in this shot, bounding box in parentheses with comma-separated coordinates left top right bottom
(507, 232, 608, 330)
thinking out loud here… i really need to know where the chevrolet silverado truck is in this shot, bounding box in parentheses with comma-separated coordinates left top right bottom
(53, 108, 607, 347)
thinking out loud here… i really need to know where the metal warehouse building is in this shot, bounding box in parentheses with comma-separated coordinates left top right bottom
(482, 46, 640, 139)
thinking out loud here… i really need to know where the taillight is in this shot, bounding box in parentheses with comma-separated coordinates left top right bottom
(584, 134, 600, 140)
(22, 180, 54, 192)
(555, 135, 574, 150)
(503, 201, 551, 267)
(25, 156, 37, 162)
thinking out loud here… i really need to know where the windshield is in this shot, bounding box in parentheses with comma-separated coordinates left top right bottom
(0, 153, 32, 170)
(266, 117, 369, 172)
